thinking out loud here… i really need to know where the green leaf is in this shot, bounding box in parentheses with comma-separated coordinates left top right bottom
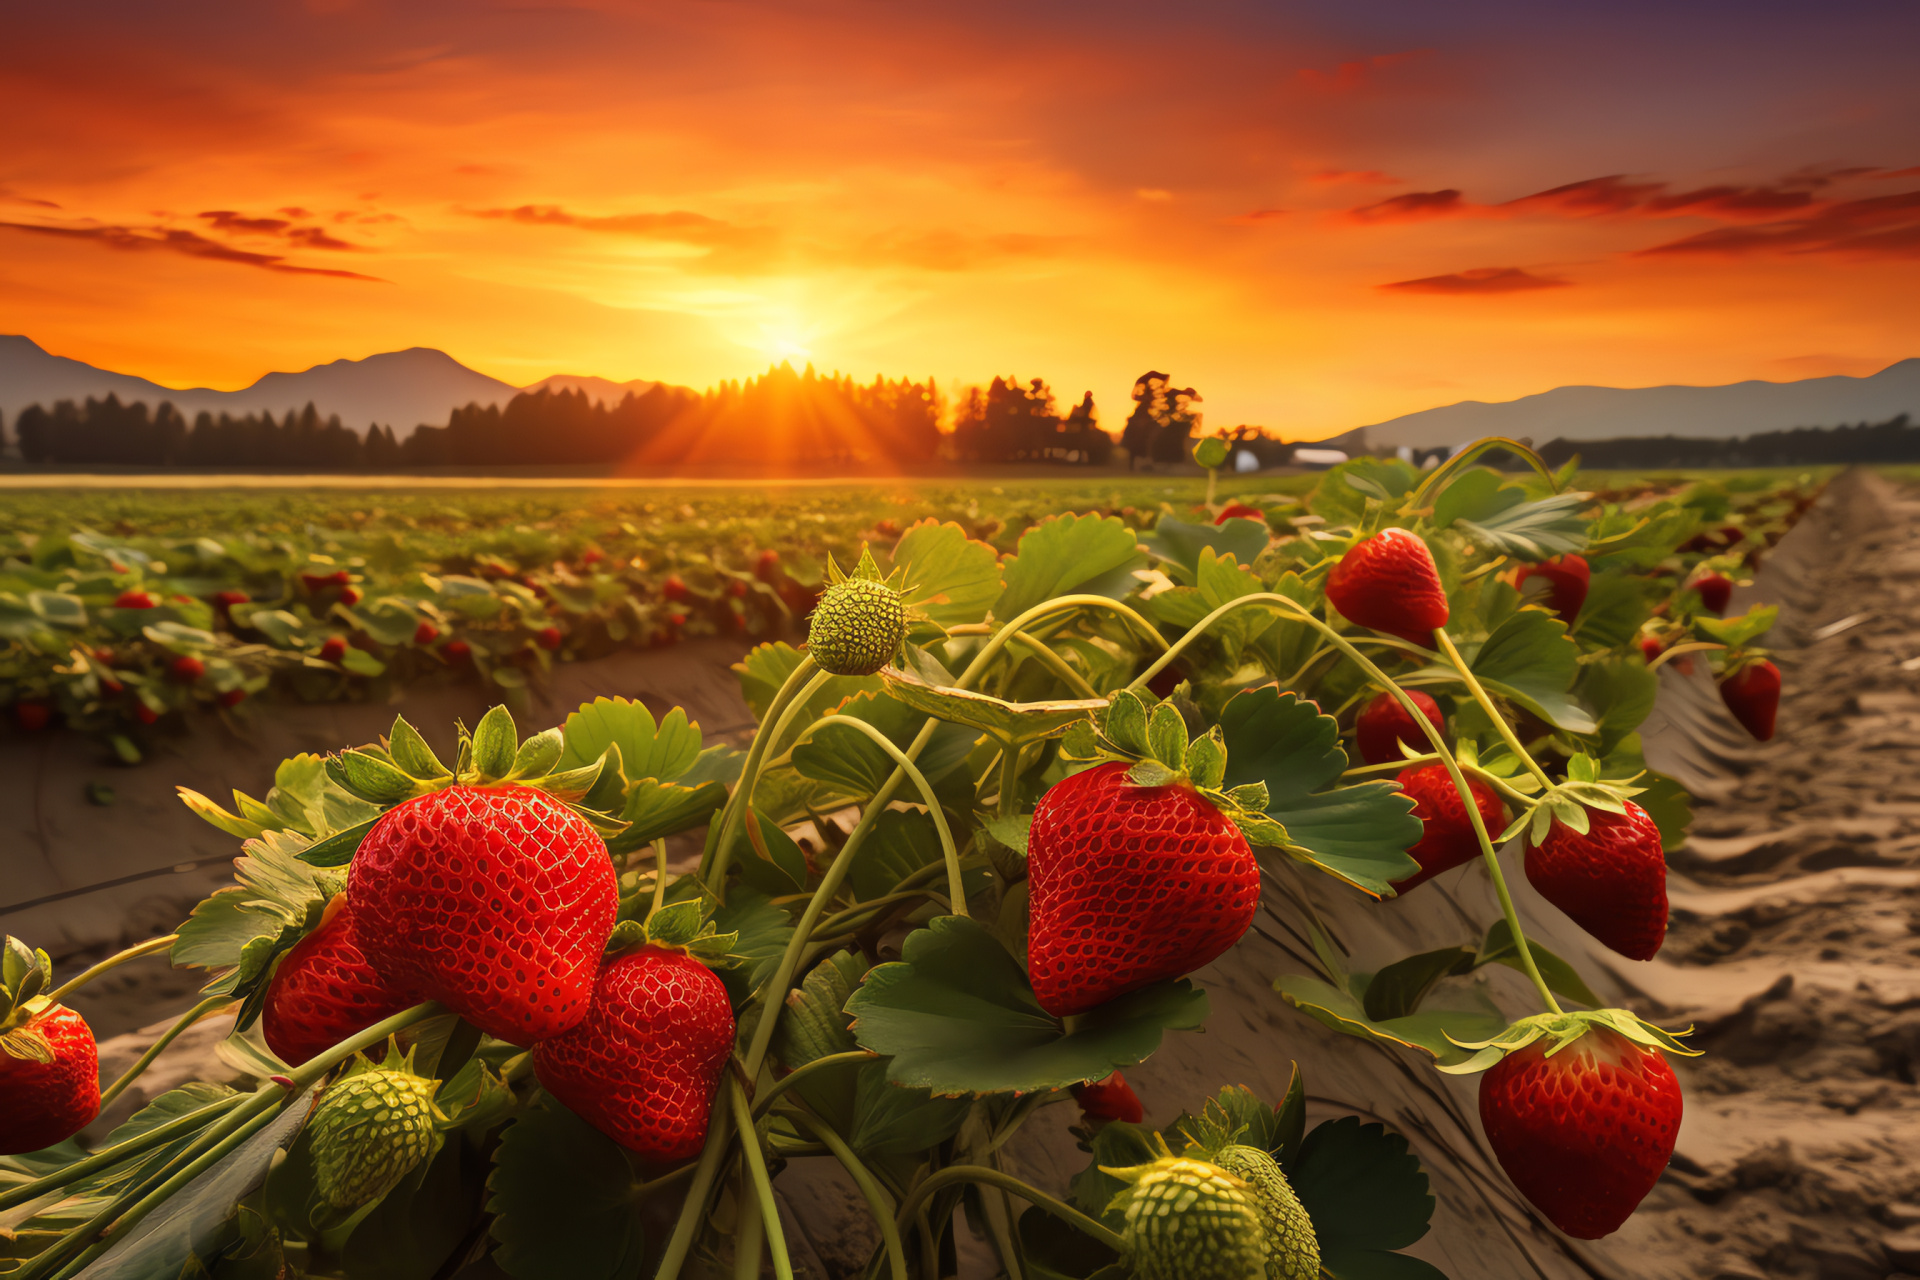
(177, 787, 268, 839)
(772, 951, 866, 1070)
(881, 667, 1101, 746)
(606, 779, 727, 854)
(511, 728, 564, 779)
(1290, 1117, 1436, 1261)
(341, 1140, 483, 1280)
(732, 809, 810, 896)
(850, 809, 945, 901)
(1695, 603, 1779, 650)
(792, 690, 977, 799)
(171, 831, 333, 992)
(994, 513, 1146, 623)
(1308, 458, 1416, 526)
(1145, 702, 1188, 771)
(890, 520, 1003, 629)
(1273, 973, 1501, 1067)
(733, 641, 882, 724)
(327, 750, 420, 805)
(710, 886, 794, 1004)
(1361, 947, 1478, 1021)
(299, 815, 380, 868)
(488, 1099, 645, 1280)
(849, 1060, 971, 1155)
(979, 811, 1033, 857)
(1435, 471, 1589, 559)
(1103, 689, 1151, 756)
(470, 706, 520, 780)
(1070, 1120, 1162, 1227)
(557, 697, 704, 782)
(1138, 516, 1271, 581)
(1635, 768, 1693, 853)
(387, 717, 450, 781)
(1183, 730, 1227, 791)
(1572, 656, 1658, 755)
(1570, 571, 1653, 651)
(846, 916, 1208, 1096)
(340, 646, 386, 677)
(1455, 609, 1597, 735)
(1477, 920, 1602, 1008)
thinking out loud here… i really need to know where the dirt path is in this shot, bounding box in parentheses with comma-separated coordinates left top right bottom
(1624, 469, 1920, 1280)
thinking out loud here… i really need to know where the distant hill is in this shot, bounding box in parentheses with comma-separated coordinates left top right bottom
(1329, 359, 1920, 453)
(521, 374, 659, 406)
(0, 336, 522, 434)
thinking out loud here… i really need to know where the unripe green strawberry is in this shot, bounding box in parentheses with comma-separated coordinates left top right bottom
(309, 1046, 443, 1209)
(807, 576, 905, 675)
(1213, 1145, 1319, 1280)
(1106, 1155, 1268, 1280)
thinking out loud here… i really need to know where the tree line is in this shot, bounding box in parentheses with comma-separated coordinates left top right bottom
(1, 364, 1228, 470)
(1538, 414, 1920, 469)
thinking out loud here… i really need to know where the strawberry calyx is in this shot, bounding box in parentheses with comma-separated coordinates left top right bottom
(1068, 688, 1285, 848)
(1437, 1008, 1700, 1076)
(322, 705, 628, 838)
(0, 936, 58, 1062)
(1494, 752, 1644, 846)
(604, 897, 741, 966)
(1692, 603, 1780, 669)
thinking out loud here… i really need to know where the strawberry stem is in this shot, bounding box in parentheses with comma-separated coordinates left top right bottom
(801, 714, 967, 918)
(1408, 435, 1563, 508)
(891, 1164, 1128, 1257)
(38, 933, 176, 1008)
(1431, 629, 1555, 791)
(728, 1078, 796, 1280)
(778, 1109, 909, 1280)
(701, 655, 824, 887)
(0, 1091, 244, 1213)
(96, 993, 231, 1111)
(651, 838, 670, 918)
(750, 1049, 878, 1120)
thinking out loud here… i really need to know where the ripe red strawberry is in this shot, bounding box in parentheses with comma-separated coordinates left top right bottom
(341, 585, 363, 606)
(580, 547, 605, 566)
(213, 589, 250, 608)
(318, 636, 349, 664)
(1213, 502, 1263, 526)
(1027, 761, 1260, 1017)
(1525, 803, 1668, 961)
(218, 689, 247, 708)
(666, 611, 687, 629)
(1355, 689, 1444, 765)
(1720, 659, 1780, 741)
(169, 655, 206, 684)
(411, 621, 439, 646)
(262, 902, 414, 1066)
(0, 1004, 101, 1155)
(350, 785, 618, 1043)
(1636, 636, 1664, 665)
(727, 578, 748, 599)
(753, 550, 781, 581)
(1393, 765, 1507, 892)
(1692, 573, 1732, 616)
(15, 701, 52, 732)
(1325, 528, 1448, 647)
(533, 946, 734, 1161)
(443, 639, 473, 663)
(1516, 554, 1590, 620)
(1072, 1071, 1144, 1124)
(133, 702, 160, 725)
(301, 570, 351, 593)
(1480, 1025, 1682, 1238)
(535, 626, 563, 651)
(661, 574, 689, 603)
(114, 590, 157, 610)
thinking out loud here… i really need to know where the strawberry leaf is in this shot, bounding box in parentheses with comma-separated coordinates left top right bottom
(326, 750, 420, 806)
(1477, 920, 1601, 1008)
(1273, 972, 1502, 1068)
(1145, 702, 1188, 771)
(1103, 689, 1151, 756)
(488, 1099, 647, 1280)
(1694, 603, 1779, 650)
(889, 520, 1003, 631)
(1183, 728, 1227, 791)
(1138, 515, 1272, 584)
(469, 705, 519, 780)
(993, 513, 1146, 624)
(173, 830, 336, 997)
(792, 690, 976, 800)
(557, 697, 705, 783)
(845, 916, 1208, 1097)
(1289, 1116, 1442, 1275)
(509, 728, 564, 780)
(880, 667, 1103, 745)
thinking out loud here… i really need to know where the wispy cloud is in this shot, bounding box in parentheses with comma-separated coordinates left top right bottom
(1348, 189, 1465, 223)
(1381, 267, 1569, 295)
(0, 220, 383, 280)
(1638, 190, 1920, 260)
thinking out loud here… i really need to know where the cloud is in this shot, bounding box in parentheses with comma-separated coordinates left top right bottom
(0, 188, 61, 209)
(1308, 169, 1402, 186)
(1227, 208, 1288, 225)
(199, 209, 292, 234)
(1503, 175, 1665, 216)
(1348, 188, 1465, 222)
(469, 203, 779, 270)
(1381, 267, 1570, 295)
(0, 220, 383, 280)
(1638, 190, 1920, 259)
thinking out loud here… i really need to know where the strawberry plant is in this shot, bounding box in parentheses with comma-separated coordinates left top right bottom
(0, 441, 1818, 1278)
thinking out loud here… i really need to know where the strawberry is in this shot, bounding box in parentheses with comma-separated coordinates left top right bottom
(218, 688, 247, 708)
(727, 578, 747, 599)
(1325, 528, 1448, 647)
(1214, 502, 1263, 526)
(1, 940, 101, 1155)
(1479, 1025, 1681, 1238)
(1393, 765, 1507, 892)
(114, 590, 157, 609)
(0, 1005, 100, 1154)
(533, 945, 734, 1162)
(310, 1043, 444, 1208)
(1104, 1154, 1268, 1280)
(1211, 1144, 1320, 1280)
(1516, 554, 1589, 620)
(808, 576, 905, 677)
(133, 702, 160, 725)
(262, 902, 414, 1067)
(15, 701, 52, 732)
(661, 574, 689, 603)
(169, 655, 206, 683)
(1072, 1071, 1144, 1124)
(411, 621, 439, 646)
(1525, 803, 1668, 961)
(349, 785, 618, 1044)
(1636, 636, 1664, 665)
(580, 547, 605, 566)
(1354, 689, 1443, 765)
(318, 636, 349, 664)
(1693, 573, 1732, 616)
(666, 611, 687, 630)
(443, 639, 473, 663)
(341, 585, 363, 606)
(1027, 761, 1259, 1017)
(535, 626, 563, 651)
(753, 549, 780, 581)
(213, 589, 250, 608)
(301, 570, 351, 593)
(1720, 659, 1780, 741)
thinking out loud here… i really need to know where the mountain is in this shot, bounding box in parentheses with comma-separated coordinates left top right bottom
(0, 336, 521, 433)
(1331, 358, 1920, 453)
(521, 374, 659, 405)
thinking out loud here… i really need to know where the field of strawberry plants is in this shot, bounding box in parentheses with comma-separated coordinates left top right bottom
(0, 445, 1825, 1280)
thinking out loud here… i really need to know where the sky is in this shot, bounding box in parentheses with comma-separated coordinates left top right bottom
(3, 0, 1919, 439)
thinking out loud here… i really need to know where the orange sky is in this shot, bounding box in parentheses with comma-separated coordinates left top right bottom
(3, 0, 1919, 438)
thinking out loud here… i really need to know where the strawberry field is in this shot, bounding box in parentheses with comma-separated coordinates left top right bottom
(0, 447, 1830, 1280)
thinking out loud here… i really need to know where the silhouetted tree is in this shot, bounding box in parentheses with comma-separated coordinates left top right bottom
(949, 378, 1108, 464)
(1120, 372, 1202, 468)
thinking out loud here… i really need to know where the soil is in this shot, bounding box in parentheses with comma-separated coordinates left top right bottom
(14, 470, 1918, 1279)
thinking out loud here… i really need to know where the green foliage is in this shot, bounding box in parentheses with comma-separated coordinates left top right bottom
(487, 1100, 647, 1280)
